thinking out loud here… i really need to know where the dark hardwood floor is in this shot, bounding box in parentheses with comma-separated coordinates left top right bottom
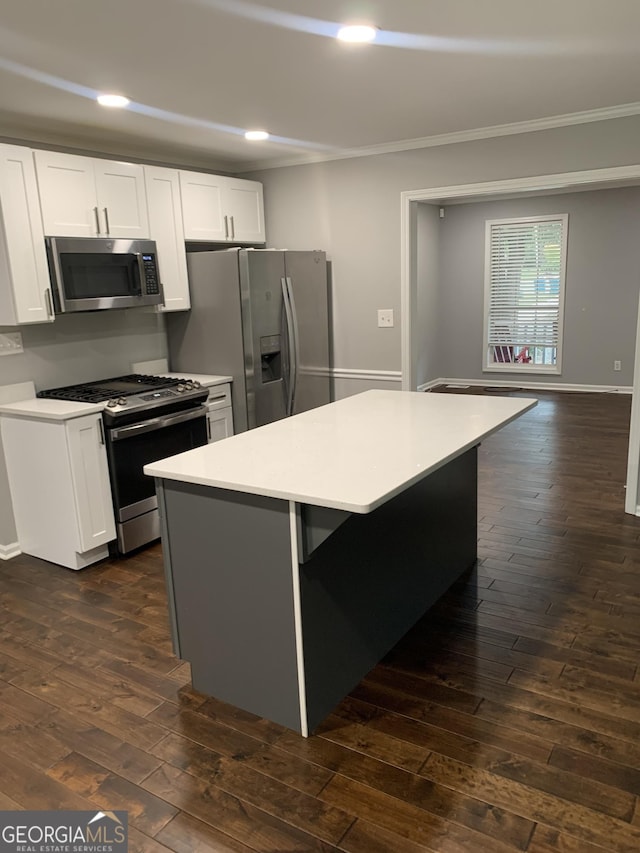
(2, 389, 640, 851)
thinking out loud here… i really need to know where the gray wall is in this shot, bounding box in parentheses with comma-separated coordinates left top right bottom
(0, 309, 167, 550)
(250, 115, 640, 393)
(437, 187, 640, 386)
(0, 309, 167, 390)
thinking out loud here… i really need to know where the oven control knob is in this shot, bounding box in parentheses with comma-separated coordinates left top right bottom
(106, 399, 118, 408)
(185, 381, 194, 390)
(192, 381, 201, 388)
(117, 398, 127, 405)
(177, 384, 186, 392)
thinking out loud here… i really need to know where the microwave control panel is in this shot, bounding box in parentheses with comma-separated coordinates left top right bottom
(142, 254, 160, 294)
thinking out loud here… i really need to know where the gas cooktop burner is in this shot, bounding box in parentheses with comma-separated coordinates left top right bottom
(37, 373, 208, 416)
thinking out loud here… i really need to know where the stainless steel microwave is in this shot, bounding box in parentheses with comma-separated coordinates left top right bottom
(45, 237, 164, 314)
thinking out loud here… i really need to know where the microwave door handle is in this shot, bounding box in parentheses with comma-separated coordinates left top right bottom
(133, 253, 146, 293)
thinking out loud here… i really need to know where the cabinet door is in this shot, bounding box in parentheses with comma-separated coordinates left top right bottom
(66, 414, 116, 551)
(94, 159, 149, 238)
(179, 170, 227, 240)
(33, 150, 99, 237)
(207, 407, 234, 443)
(224, 178, 265, 244)
(0, 145, 53, 324)
(144, 166, 190, 311)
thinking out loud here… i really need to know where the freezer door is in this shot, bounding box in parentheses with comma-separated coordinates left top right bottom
(167, 250, 250, 432)
(284, 251, 331, 415)
(239, 250, 288, 427)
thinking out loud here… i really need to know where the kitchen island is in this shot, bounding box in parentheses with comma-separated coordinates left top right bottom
(145, 390, 535, 735)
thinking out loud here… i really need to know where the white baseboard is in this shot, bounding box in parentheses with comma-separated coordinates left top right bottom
(430, 377, 633, 394)
(0, 542, 21, 560)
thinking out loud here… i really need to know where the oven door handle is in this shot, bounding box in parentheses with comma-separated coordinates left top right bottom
(109, 406, 206, 441)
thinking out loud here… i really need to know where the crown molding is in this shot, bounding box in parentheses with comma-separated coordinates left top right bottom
(235, 101, 640, 173)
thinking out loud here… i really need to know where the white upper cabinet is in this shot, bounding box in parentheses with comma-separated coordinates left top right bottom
(179, 171, 227, 241)
(179, 170, 265, 243)
(0, 144, 53, 325)
(224, 177, 265, 244)
(144, 166, 190, 312)
(34, 150, 150, 239)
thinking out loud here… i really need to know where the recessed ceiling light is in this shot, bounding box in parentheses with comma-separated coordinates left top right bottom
(244, 130, 269, 141)
(96, 94, 130, 108)
(336, 24, 377, 43)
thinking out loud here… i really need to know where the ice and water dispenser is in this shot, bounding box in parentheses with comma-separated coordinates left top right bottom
(260, 334, 282, 383)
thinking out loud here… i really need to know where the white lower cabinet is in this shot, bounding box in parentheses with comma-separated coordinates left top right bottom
(205, 384, 234, 443)
(0, 413, 116, 569)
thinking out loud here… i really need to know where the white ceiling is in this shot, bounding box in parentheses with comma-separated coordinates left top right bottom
(0, 0, 639, 173)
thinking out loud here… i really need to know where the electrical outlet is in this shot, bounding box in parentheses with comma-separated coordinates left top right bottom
(614, 360, 622, 371)
(0, 332, 23, 355)
(377, 309, 394, 328)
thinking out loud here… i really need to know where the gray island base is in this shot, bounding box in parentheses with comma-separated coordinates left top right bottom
(157, 448, 477, 735)
(147, 390, 536, 736)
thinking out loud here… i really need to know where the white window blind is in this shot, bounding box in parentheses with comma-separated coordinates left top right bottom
(484, 214, 567, 372)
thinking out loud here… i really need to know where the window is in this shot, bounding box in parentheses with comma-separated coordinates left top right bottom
(484, 214, 568, 373)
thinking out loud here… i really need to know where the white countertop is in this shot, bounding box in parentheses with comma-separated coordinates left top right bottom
(0, 398, 103, 420)
(145, 390, 536, 513)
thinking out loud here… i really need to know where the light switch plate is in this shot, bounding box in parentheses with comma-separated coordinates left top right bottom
(0, 332, 23, 355)
(378, 309, 394, 328)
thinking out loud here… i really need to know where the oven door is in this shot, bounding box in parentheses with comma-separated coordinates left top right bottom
(105, 405, 207, 554)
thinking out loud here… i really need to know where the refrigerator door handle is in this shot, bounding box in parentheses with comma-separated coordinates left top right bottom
(285, 276, 300, 415)
(281, 276, 296, 416)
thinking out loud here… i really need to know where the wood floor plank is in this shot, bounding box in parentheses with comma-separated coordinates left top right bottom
(34, 707, 163, 784)
(421, 752, 640, 853)
(143, 762, 342, 852)
(151, 731, 353, 844)
(319, 774, 530, 853)
(47, 751, 178, 836)
(155, 812, 256, 853)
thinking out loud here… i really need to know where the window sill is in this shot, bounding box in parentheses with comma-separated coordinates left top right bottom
(483, 364, 561, 375)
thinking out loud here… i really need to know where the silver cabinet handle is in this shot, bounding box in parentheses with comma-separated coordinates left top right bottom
(110, 406, 206, 441)
(97, 418, 105, 445)
(103, 207, 110, 235)
(44, 288, 53, 319)
(224, 215, 229, 239)
(230, 215, 235, 240)
(206, 416, 212, 441)
(93, 206, 101, 234)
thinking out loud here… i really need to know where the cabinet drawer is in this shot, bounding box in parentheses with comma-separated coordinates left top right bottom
(206, 384, 232, 410)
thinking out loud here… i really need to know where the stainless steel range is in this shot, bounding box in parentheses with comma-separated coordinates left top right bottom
(38, 374, 209, 555)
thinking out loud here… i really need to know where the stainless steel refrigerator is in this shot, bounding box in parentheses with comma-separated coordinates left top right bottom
(166, 248, 331, 432)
